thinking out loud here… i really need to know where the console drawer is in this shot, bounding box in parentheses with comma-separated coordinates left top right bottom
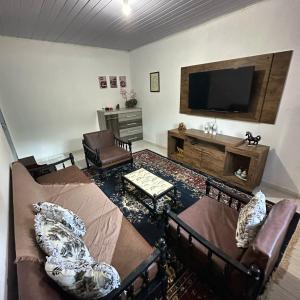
(119, 111, 142, 122)
(120, 126, 143, 138)
(122, 133, 143, 142)
(119, 119, 142, 129)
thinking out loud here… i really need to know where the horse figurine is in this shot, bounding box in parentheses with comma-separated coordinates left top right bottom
(245, 131, 261, 146)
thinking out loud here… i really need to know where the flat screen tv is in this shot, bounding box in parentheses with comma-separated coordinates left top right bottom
(188, 66, 254, 112)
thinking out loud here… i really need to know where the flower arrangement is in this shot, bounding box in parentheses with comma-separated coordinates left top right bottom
(120, 88, 138, 108)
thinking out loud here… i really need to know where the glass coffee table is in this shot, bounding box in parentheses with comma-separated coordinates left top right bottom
(121, 168, 177, 215)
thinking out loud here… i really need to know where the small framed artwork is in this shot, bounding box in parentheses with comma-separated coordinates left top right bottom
(150, 71, 160, 92)
(98, 76, 107, 89)
(119, 76, 127, 88)
(109, 76, 118, 88)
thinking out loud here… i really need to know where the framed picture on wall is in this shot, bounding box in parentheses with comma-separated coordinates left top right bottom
(98, 76, 107, 89)
(109, 76, 118, 88)
(150, 72, 160, 92)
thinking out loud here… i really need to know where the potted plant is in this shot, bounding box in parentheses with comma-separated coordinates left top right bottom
(120, 88, 138, 108)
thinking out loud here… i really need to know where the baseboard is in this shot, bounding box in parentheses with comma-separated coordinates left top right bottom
(261, 181, 300, 199)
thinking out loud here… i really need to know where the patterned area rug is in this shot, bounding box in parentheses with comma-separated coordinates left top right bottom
(84, 149, 299, 300)
(84, 149, 250, 245)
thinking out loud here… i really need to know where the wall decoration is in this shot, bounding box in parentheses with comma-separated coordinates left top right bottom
(150, 72, 160, 92)
(119, 76, 127, 88)
(110, 76, 118, 88)
(98, 76, 107, 89)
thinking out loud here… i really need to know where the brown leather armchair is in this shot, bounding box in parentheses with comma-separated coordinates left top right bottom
(165, 179, 297, 300)
(82, 130, 133, 172)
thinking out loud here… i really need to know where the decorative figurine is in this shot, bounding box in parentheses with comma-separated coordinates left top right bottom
(209, 122, 214, 134)
(116, 104, 120, 110)
(234, 168, 248, 181)
(241, 170, 248, 180)
(212, 121, 218, 135)
(178, 122, 187, 132)
(204, 122, 209, 134)
(245, 131, 261, 146)
(176, 147, 184, 157)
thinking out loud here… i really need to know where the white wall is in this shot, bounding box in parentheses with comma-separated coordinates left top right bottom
(0, 102, 13, 300)
(0, 36, 131, 160)
(130, 0, 300, 195)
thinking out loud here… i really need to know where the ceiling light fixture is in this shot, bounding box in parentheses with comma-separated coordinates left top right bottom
(122, 0, 131, 16)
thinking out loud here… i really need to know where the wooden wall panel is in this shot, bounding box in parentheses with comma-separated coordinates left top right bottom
(260, 51, 293, 123)
(180, 51, 293, 124)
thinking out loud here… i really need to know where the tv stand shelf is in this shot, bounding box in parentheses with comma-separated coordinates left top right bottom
(168, 129, 269, 192)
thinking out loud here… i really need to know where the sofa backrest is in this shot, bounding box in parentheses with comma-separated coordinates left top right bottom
(11, 162, 48, 262)
(83, 130, 114, 151)
(240, 199, 297, 282)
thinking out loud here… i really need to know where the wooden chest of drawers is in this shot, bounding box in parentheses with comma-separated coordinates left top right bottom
(97, 108, 143, 142)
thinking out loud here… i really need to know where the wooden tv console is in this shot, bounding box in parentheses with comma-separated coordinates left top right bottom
(168, 129, 269, 192)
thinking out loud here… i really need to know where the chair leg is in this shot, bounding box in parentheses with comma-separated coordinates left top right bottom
(85, 157, 90, 169)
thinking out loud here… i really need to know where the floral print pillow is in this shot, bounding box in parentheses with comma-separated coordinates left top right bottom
(34, 213, 93, 263)
(45, 256, 121, 299)
(236, 191, 266, 248)
(33, 202, 86, 238)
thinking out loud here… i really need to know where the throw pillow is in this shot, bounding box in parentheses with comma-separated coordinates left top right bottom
(33, 202, 86, 238)
(45, 256, 121, 299)
(236, 191, 266, 248)
(34, 213, 93, 263)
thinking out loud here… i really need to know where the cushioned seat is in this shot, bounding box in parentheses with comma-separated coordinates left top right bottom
(36, 165, 92, 184)
(169, 196, 245, 270)
(100, 146, 132, 167)
(111, 218, 158, 293)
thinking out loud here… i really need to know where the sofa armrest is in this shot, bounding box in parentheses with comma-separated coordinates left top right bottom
(82, 140, 101, 165)
(102, 240, 167, 299)
(241, 199, 297, 281)
(114, 136, 132, 154)
(29, 153, 75, 179)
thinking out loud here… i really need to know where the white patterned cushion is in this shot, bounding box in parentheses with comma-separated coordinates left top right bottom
(236, 191, 266, 248)
(45, 256, 121, 299)
(34, 214, 93, 263)
(33, 202, 86, 237)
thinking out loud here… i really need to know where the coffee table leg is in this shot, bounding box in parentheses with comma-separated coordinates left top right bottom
(153, 194, 157, 213)
(173, 186, 178, 207)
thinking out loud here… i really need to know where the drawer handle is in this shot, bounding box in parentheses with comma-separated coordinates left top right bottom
(128, 137, 137, 141)
(126, 122, 138, 126)
(125, 114, 137, 118)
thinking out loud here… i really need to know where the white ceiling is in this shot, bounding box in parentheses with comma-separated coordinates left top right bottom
(0, 0, 262, 50)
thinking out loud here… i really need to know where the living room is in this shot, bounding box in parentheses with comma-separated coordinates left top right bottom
(1, 0, 300, 299)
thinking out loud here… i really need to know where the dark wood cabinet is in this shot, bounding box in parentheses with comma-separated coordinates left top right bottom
(168, 129, 269, 192)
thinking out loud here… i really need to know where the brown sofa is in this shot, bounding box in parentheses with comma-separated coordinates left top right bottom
(166, 179, 297, 300)
(11, 162, 167, 300)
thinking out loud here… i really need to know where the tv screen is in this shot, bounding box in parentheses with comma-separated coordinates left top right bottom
(188, 66, 254, 112)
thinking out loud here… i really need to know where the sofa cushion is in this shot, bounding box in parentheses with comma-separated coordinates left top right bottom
(236, 191, 266, 248)
(45, 256, 120, 299)
(33, 202, 86, 238)
(112, 217, 155, 279)
(36, 165, 92, 185)
(34, 214, 94, 263)
(100, 146, 132, 167)
(169, 196, 245, 270)
(83, 130, 114, 151)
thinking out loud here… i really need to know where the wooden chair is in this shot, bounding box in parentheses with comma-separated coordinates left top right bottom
(82, 130, 133, 173)
(164, 179, 297, 299)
